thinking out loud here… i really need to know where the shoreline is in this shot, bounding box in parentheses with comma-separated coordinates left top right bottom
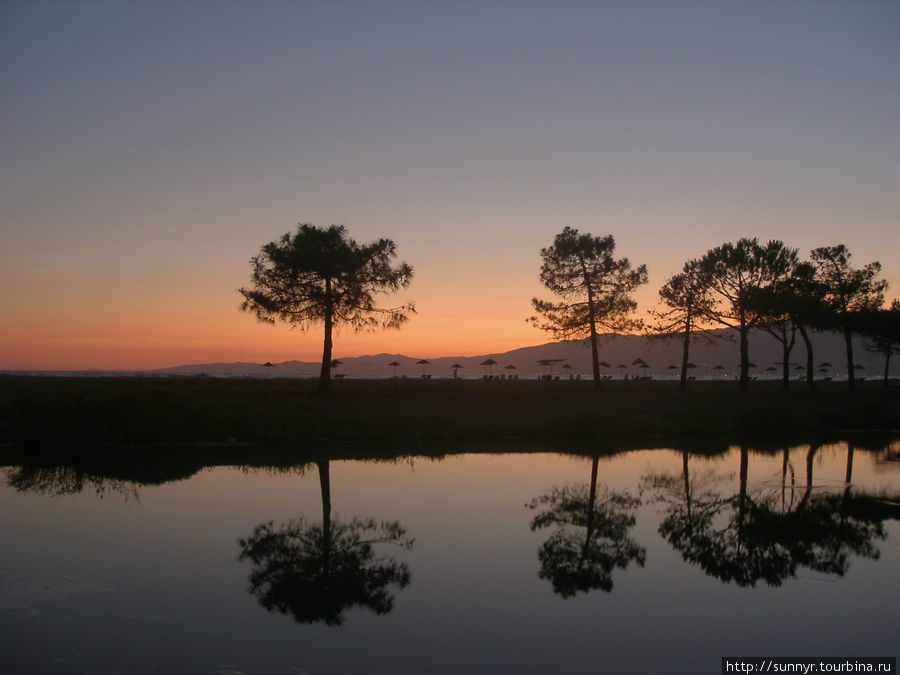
(2, 376, 899, 450)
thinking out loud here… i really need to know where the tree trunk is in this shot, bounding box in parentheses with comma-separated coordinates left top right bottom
(738, 446, 748, 525)
(781, 341, 791, 392)
(589, 327, 601, 389)
(579, 256, 602, 389)
(844, 443, 855, 503)
(318, 460, 332, 568)
(319, 316, 333, 394)
(583, 456, 599, 559)
(798, 323, 817, 392)
(682, 450, 692, 522)
(844, 443, 854, 484)
(738, 325, 750, 394)
(679, 309, 691, 392)
(586, 290, 601, 389)
(844, 327, 856, 393)
(798, 444, 817, 511)
(318, 279, 334, 394)
(781, 448, 789, 513)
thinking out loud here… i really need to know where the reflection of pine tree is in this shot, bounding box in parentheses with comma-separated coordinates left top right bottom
(238, 460, 413, 626)
(646, 446, 891, 588)
(239, 516, 412, 625)
(527, 456, 645, 597)
(743, 444, 887, 578)
(5, 465, 140, 499)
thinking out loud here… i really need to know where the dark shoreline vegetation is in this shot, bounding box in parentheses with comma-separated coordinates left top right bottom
(2, 375, 898, 453)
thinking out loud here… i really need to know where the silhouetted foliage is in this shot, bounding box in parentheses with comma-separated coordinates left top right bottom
(526, 456, 645, 596)
(239, 224, 414, 393)
(747, 261, 826, 391)
(3, 452, 207, 498)
(528, 228, 647, 388)
(698, 239, 798, 393)
(238, 460, 413, 625)
(238, 516, 412, 625)
(861, 299, 900, 386)
(4, 465, 140, 499)
(651, 259, 718, 391)
(811, 245, 887, 392)
(645, 447, 889, 587)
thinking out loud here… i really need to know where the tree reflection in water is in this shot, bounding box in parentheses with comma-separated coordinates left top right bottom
(238, 460, 413, 626)
(645, 445, 896, 587)
(5, 465, 140, 499)
(526, 455, 645, 597)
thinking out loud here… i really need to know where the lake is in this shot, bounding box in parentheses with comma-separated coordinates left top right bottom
(2, 440, 898, 674)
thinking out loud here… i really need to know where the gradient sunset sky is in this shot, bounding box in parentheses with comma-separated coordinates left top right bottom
(2, 1, 898, 370)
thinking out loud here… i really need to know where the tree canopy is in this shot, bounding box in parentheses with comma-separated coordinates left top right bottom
(652, 259, 715, 391)
(526, 456, 645, 597)
(811, 245, 887, 391)
(239, 224, 414, 393)
(528, 227, 647, 388)
(237, 459, 413, 626)
(698, 238, 798, 393)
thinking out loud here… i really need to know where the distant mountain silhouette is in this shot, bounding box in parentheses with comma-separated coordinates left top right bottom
(148, 329, 893, 380)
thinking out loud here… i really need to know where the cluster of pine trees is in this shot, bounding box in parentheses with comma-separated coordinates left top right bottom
(529, 230, 897, 393)
(239, 223, 898, 394)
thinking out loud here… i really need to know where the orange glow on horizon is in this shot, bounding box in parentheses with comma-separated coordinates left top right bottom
(2, 257, 896, 371)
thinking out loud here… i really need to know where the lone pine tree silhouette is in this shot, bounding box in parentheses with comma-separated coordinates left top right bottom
(528, 227, 647, 389)
(239, 224, 414, 393)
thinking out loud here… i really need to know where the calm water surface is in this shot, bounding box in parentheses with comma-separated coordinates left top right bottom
(1, 442, 898, 674)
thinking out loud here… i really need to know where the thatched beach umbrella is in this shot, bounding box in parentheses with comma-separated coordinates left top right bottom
(262, 361, 275, 378)
(537, 358, 564, 378)
(388, 360, 401, 377)
(481, 358, 498, 376)
(416, 359, 430, 376)
(451, 363, 463, 378)
(631, 358, 647, 378)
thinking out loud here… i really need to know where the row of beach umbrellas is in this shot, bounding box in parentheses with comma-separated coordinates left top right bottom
(259, 358, 859, 378)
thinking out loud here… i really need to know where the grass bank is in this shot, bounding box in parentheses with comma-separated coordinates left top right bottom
(2, 375, 898, 449)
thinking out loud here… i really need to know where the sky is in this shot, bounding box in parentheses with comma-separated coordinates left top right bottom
(1, 0, 898, 370)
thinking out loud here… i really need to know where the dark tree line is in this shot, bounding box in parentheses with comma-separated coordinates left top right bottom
(651, 239, 890, 393)
(238, 223, 894, 394)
